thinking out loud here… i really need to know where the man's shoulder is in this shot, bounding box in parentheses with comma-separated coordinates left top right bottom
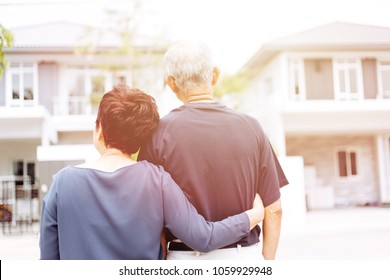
(224, 108, 263, 128)
(158, 104, 263, 133)
(230, 109, 257, 121)
(157, 106, 188, 128)
(229, 110, 269, 140)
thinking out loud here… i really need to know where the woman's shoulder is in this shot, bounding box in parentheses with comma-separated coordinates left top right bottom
(137, 161, 175, 185)
(137, 160, 166, 174)
(53, 165, 74, 179)
(49, 166, 78, 186)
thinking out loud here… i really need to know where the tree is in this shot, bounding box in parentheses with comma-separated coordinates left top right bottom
(214, 69, 254, 98)
(0, 24, 14, 79)
(74, 1, 166, 106)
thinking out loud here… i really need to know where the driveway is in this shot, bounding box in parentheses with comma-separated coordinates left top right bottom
(277, 207, 390, 259)
(1, 207, 390, 260)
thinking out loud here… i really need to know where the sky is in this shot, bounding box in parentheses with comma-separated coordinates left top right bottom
(1, 0, 390, 73)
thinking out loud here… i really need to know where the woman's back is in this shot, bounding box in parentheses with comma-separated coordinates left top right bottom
(40, 161, 165, 260)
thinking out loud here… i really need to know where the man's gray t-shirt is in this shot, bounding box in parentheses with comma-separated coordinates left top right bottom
(139, 102, 288, 247)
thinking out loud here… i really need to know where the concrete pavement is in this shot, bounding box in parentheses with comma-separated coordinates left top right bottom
(277, 207, 390, 259)
(1, 207, 390, 260)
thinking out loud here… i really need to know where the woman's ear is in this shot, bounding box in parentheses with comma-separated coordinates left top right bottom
(93, 123, 105, 153)
(94, 123, 104, 143)
(96, 124, 104, 141)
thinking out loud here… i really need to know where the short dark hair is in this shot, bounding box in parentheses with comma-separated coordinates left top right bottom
(96, 84, 159, 155)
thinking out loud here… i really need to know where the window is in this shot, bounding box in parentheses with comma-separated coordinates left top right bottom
(12, 160, 38, 203)
(13, 161, 35, 183)
(304, 59, 334, 100)
(333, 59, 363, 100)
(66, 69, 90, 115)
(336, 148, 358, 178)
(13, 160, 36, 187)
(378, 62, 390, 99)
(132, 66, 164, 93)
(7, 63, 38, 106)
(288, 59, 305, 101)
(54, 67, 131, 115)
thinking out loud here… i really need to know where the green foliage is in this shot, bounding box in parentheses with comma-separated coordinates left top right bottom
(74, 4, 139, 63)
(90, 75, 106, 105)
(73, 6, 139, 106)
(75, 0, 167, 107)
(0, 24, 14, 78)
(214, 70, 250, 98)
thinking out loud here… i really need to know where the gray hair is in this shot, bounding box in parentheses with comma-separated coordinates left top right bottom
(164, 41, 214, 93)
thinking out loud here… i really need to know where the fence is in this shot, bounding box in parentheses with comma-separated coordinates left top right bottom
(0, 175, 40, 234)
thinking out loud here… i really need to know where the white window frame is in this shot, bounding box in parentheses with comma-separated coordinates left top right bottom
(5, 62, 39, 107)
(377, 61, 390, 99)
(288, 59, 306, 101)
(333, 59, 364, 101)
(335, 147, 360, 180)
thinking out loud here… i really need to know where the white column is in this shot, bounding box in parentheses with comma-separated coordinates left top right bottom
(376, 134, 390, 203)
(275, 116, 287, 157)
(279, 156, 306, 233)
(276, 54, 289, 157)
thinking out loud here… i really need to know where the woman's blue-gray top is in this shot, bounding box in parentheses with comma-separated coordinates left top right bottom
(39, 161, 250, 259)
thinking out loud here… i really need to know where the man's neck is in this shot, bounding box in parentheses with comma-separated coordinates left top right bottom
(184, 86, 214, 103)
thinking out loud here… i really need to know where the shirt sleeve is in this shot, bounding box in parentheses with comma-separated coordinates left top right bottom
(257, 138, 289, 207)
(39, 175, 60, 260)
(160, 169, 250, 253)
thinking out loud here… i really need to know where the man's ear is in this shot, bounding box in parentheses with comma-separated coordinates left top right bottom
(212, 67, 220, 86)
(166, 75, 179, 93)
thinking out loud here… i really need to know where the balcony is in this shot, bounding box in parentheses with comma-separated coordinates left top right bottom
(282, 99, 390, 134)
(0, 106, 54, 143)
(53, 95, 98, 116)
(51, 95, 96, 133)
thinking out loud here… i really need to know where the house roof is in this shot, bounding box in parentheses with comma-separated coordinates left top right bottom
(6, 21, 167, 53)
(244, 22, 390, 71)
(269, 21, 390, 47)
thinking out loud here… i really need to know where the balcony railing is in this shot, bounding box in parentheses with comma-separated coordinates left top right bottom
(283, 98, 390, 113)
(53, 96, 98, 115)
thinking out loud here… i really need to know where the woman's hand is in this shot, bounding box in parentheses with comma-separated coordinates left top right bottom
(245, 193, 265, 230)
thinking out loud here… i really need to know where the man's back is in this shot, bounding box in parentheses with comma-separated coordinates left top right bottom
(139, 102, 287, 247)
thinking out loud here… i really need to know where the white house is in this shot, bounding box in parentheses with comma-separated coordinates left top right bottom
(241, 22, 390, 209)
(0, 22, 170, 223)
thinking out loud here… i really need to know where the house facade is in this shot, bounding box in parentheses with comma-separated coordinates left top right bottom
(241, 22, 390, 209)
(0, 22, 169, 222)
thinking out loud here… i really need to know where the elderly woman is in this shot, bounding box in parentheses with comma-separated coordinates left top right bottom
(39, 84, 263, 260)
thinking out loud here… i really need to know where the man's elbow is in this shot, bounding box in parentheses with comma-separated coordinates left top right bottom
(265, 198, 283, 219)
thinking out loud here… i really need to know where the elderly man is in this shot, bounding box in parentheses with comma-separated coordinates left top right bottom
(138, 41, 288, 260)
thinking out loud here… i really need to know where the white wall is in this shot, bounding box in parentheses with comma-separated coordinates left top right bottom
(287, 135, 380, 206)
(278, 156, 307, 233)
(241, 54, 287, 156)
